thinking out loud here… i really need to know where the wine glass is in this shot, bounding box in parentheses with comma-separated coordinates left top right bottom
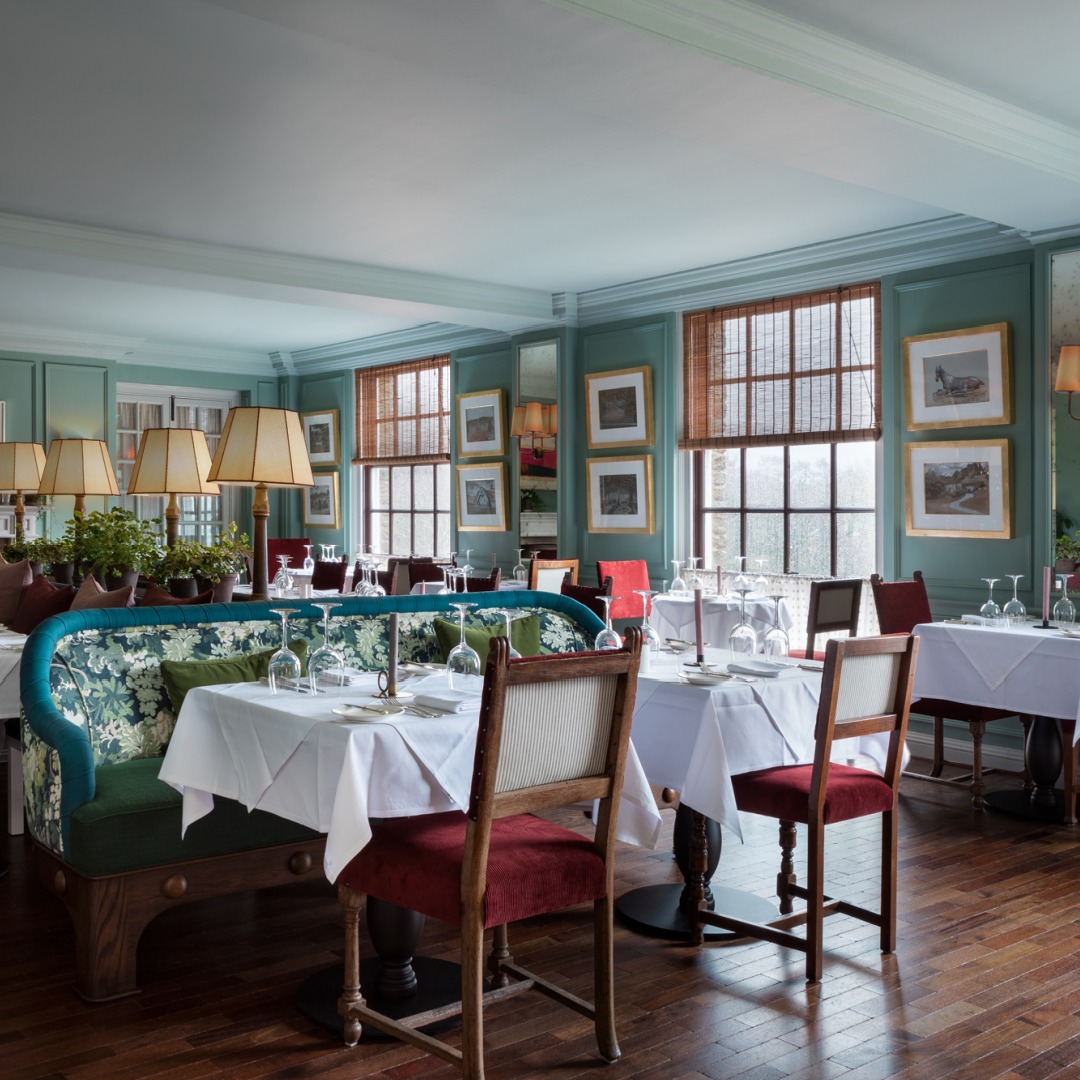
(267, 608, 302, 693)
(512, 548, 527, 583)
(763, 595, 790, 660)
(594, 595, 622, 651)
(446, 601, 482, 692)
(326, 544, 337, 561)
(302, 544, 315, 572)
(669, 560, 687, 595)
(634, 588, 661, 654)
(979, 577, 1001, 620)
(272, 555, 294, 597)
(728, 587, 758, 657)
(732, 556, 751, 594)
(753, 558, 769, 596)
(307, 602, 344, 694)
(686, 557, 704, 592)
(1054, 576, 1076, 627)
(1003, 574, 1026, 623)
(496, 609, 522, 659)
(319, 544, 329, 561)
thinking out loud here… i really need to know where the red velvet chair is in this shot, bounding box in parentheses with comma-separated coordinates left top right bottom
(310, 557, 348, 592)
(266, 538, 310, 574)
(561, 576, 613, 622)
(789, 578, 863, 660)
(596, 559, 650, 621)
(463, 568, 501, 592)
(336, 630, 644, 1077)
(870, 570, 1029, 808)
(691, 634, 918, 981)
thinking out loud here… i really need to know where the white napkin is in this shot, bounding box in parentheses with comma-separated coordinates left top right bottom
(413, 689, 482, 713)
(317, 667, 368, 686)
(727, 659, 786, 678)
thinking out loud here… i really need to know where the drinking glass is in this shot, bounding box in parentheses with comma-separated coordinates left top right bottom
(1054, 577, 1076, 627)
(319, 544, 329, 561)
(669, 560, 687, 595)
(732, 556, 751, 595)
(302, 544, 315, 572)
(594, 595, 622, 651)
(326, 544, 337, 561)
(308, 602, 344, 694)
(979, 577, 1001, 620)
(267, 608, 302, 693)
(728, 588, 758, 657)
(496, 609, 522, 659)
(446, 601, 482, 692)
(753, 558, 769, 596)
(512, 548, 527, 583)
(763, 595, 790, 660)
(272, 555, 294, 597)
(686, 557, 704, 592)
(1003, 574, 1026, 623)
(634, 588, 661, 654)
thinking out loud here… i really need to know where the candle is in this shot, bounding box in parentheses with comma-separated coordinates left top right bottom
(388, 613, 399, 694)
(694, 585, 705, 664)
(1043, 566, 1052, 624)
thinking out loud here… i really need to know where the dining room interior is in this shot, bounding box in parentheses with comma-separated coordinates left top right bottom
(3, 1, 1080, 1077)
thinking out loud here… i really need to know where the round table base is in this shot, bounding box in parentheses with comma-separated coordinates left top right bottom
(984, 788, 1069, 823)
(297, 958, 465, 1040)
(616, 882, 777, 941)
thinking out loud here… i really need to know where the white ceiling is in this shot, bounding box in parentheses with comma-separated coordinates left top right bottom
(1, 0, 1079, 366)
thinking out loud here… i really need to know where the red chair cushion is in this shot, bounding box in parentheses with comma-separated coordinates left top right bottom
(596, 560, 650, 621)
(9, 574, 75, 634)
(732, 764, 894, 825)
(874, 579, 932, 635)
(338, 811, 606, 929)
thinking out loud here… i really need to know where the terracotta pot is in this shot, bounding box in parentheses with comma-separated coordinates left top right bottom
(167, 576, 199, 598)
(197, 573, 239, 603)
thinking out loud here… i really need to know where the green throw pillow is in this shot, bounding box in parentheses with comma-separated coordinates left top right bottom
(433, 615, 541, 668)
(159, 640, 309, 713)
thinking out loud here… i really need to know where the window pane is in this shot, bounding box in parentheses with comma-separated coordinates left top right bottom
(836, 441, 875, 508)
(391, 514, 412, 555)
(390, 467, 411, 510)
(414, 465, 434, 510)
(789, 513, 831, 577)
(436, 513, 450, 557)
(703, 449, 740, 508)
(789, 444, 829, 509)
(370, 513, 390, 554)
(702, 511, 740, 574)
(413, 513, 435, 554)
(745, 513, 783, 573)
(436, 464, 450, 509)
(836, 514, 876, 578)
(745, 446, 783, 508)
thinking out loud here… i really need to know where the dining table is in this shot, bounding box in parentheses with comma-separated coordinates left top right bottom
(649, 592, 793, 652)
(912, 619, 1080, 822)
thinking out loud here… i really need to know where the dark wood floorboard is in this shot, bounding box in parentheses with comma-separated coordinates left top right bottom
(4, 759, 1080, 1078)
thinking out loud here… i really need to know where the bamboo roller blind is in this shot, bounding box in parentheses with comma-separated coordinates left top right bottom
(354, 354, 451, 465)
(681, 282, 881, 450)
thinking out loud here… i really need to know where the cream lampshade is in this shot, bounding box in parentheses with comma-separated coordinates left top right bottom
(127, 428, 220, 546)
(206, 407, 314, 601)
(1056, 345, 1080, 420)
(37, 438, 119, 516)
(0, 442, 47, 542)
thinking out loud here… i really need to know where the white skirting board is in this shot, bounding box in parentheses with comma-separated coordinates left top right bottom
(903, 728, 1024, 776)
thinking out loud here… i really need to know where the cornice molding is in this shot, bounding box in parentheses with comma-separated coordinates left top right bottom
(543, 0, 1080, 179)
(0, 321, 143, 361)
(122, 341, 275, 375)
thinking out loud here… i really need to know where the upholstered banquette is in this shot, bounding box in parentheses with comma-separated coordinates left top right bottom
(19, 591, 602, 1002)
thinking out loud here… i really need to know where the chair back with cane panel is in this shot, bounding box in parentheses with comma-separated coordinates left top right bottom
(529, 557, 579, 591)
(791, 577, 863, 659)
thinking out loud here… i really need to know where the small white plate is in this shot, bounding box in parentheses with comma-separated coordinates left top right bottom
(331, 704, 404, 721)
(679, 670, 735, 686)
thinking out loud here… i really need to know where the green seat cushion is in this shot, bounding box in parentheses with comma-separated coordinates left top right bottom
(68, 757, 321, 876)
(433, 614, 541, 667)
(159, 640, 308, 713)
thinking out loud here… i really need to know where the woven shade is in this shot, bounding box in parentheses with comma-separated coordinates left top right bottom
(38, 438, 119, 497)
(354, 355, 450, 466)
(208, 408, 313, 488)
(0, 442, 46, 492)
(128, 428, 220, 496)
(681, 283, 881, 450)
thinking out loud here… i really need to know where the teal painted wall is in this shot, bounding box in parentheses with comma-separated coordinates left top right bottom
(298, 372, 351, 556)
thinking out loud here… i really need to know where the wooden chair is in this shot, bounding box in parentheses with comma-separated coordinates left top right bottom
(336, 629, 644, 1079)
(463, 568, 501, 592)
(870, 570, 1029, 808)
(407, 559, 448, 590)
(596, 559, 650, 620)
(529, 557, 578, 591)
(266, 537, 310, 572)
(561, 576, 613, 622)
(790, 578, 863, 660)
(310, 556, 348, 592)
(690, 634, 919, 981)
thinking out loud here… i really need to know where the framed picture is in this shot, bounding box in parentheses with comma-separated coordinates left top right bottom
(905, 439, 1010, 538)
(903, 323, 1011, 430)
(456, 462, 507, 531)
(457, 389, 506, 457)
(302, 409, 340, 465)
(303, 472, 340, 529)
(586, 455, 655, 534)
(585, 366, 654, 449)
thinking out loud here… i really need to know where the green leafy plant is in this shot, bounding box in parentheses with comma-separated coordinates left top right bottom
(24, 537, 74, 568)
(153, 538, 205, 581)
(195, 522, 250, 582)
(519, 488, 544, 513)
(70, 508, 162, 576)
(1056, 531, 1080, 564)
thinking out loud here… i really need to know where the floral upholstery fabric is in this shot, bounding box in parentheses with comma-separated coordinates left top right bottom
(22, 602, 595, 858)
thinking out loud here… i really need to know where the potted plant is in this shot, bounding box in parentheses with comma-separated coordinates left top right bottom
(152, 538, 205, 597)
(75, 508, 162, 589)
(24, 537, 75, 581)
(520, 488, 544, 513)
(1055, 531, 1080, 574)
(194, 522, 250, 602)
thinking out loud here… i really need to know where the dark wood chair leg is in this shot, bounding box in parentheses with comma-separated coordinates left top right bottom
(460, 911, 486, 1080)
(337, 885, 364, 1047)
(969, 719, 987, 809)
(880, 808, 898, 954)
(805, 821, 824, 983)
(1022, 715, 1035, 793)
(487, 923, 511, 989)
(777, 819, 797, 915)
(931, 716, 945, 777)
(594, 895, 620, 1063)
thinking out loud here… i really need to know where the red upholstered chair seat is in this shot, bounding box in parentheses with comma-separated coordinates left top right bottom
(732, 764, 895, 825)
(596, 559, 651, 621)
(338, 811, 606, 928)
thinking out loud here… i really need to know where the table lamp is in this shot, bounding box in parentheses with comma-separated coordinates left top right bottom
(0, 442, 47, 543)
(37, 438, 119, 516)
(207, 407, 313, 601)
(127, 428, 220, 546)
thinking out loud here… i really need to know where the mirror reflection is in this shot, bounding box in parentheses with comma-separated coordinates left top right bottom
(1051, 251, 1080, 575)
(515, 340, 558, 554)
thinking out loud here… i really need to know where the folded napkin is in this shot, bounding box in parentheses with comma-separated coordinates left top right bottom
(317, 667, 369, 686)
(960, 613, 989, 625)
(726, 659, 786, 678)
(412, 689, 482, 713)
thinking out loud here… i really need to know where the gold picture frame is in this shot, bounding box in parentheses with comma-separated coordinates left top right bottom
(903, 323, 1011, 431)
(905, 439, 1010, 538)
(456, 462, 507, 531)
(585, 365, 654, 449)
(456, 389, 506, 458)
(303, 472, 340, 529)
(302, 409, 341, 465)
(586, 454, 655, 534)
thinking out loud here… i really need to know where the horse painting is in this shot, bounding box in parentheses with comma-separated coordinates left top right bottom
(934, 363, 987, 399)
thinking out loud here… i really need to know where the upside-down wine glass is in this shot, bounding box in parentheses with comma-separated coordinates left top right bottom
(512, 548, 527, 583)
(594, 594, 622, 651)
(634, 588, 661, 654)
(669, 560, 687, 595)
(302, 544, 315, 572)
(763, 594, 790, 660)
(733, 556, 751, 595)
(686, 557, 704, 592)
(307, 602, 344, 694)
(753, 558, 769, 596)
(1054, 576, 1076, 627)
(267, 608, 303, 693)
(446, 601, 482, 692)
(1003, 574, 1026, 623)
(979, 577, 1001, 620)
(728, 587, 758, 658)
(496, 609, 523, 659)
(272, 555, 294, 597)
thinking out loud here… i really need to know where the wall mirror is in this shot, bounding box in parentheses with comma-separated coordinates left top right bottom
(515, 339, 558, 553)
(1051, 250, 1080, 569)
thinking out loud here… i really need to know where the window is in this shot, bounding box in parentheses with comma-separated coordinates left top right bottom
(354, 355, 451, 557)
(116, 383, 240, 545)
(682, 284, 880, 577)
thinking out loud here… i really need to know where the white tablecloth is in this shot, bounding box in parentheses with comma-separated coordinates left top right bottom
(913, 621, 1080, 729)
(159, 672, 663, 883)
(650, 594, 792, 651)
(0, 631, 27, 720)
(631, 647, 900, 841)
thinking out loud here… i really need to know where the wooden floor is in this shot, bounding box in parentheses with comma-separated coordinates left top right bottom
(5, 762, 1080, 1079)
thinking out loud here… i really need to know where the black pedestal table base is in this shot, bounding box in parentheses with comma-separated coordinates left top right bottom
(985, 715, 1072, 824)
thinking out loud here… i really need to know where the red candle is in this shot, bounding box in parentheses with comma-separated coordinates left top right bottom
(1043, 566, 1051, 624)
(694, 586, 704, 664)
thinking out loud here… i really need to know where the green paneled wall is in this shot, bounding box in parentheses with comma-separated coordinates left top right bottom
(298, 373, 351, 555)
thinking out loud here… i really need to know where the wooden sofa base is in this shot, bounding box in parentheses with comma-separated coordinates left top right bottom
(34, 836, 328, 1002)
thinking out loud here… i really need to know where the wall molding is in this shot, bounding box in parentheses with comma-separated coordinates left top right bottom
(124, 341, 274, 375)
(0, 321, 143, 361)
